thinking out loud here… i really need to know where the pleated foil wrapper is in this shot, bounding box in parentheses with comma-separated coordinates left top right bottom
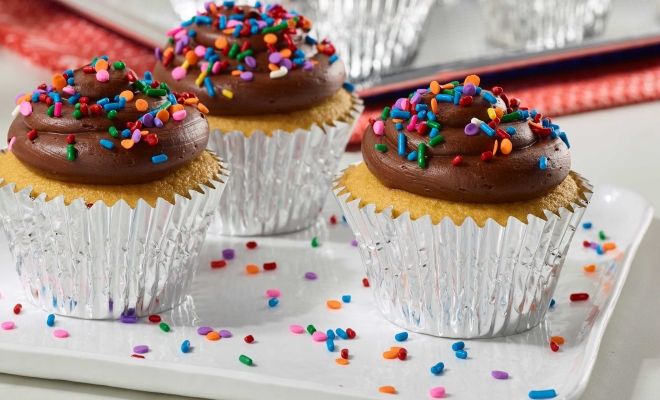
(333, 164, 593, 339)
(0, 151, 229, 320)
(207, 95, 364, 236)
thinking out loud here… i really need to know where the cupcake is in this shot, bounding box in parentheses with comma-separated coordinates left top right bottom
(152, 1, 363, 236)
(0, 58, 228, 319)
(333, 75, 592, 338)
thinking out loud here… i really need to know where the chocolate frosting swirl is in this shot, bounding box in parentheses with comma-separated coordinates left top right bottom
(152, 4, 346, 116)
(363, 82, 571, 203)
(8, 64, 209, 185)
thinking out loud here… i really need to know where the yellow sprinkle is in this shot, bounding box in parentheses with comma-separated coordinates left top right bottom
(181, 60, 190, 70)
(195, 70, 208, 87)
(487, 108, 497, 121)
(222, 89, 233, 99)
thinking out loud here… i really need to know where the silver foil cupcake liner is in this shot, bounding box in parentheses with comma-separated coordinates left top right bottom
(333, 163, 592, 339)
(0, 150, 229, 320)
(207, 95, 364, 236)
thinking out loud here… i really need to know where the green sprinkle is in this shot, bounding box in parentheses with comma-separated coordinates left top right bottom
(599, 230, 606, 240)
(442, 89, 455, 96)
(109, 126, 119, 138)
(375, 144, 387, 152)
(236, 49, 254, 61)
(145, 88, 167, 97)
(381, 107, 390, 120)
(72, 110, 82, 120)
(66, 144, 76, 161)
(159, 322, 170, 332)
(47, 105, 55, 116)
(113, 61, 125, 70)
(450, 80, 459, 85)
(311, 237, 319, 248)
(408, 93, 414, 99)
(91, 56, 98, 64)
(307, 325, 316, 335)
(429, 135, 444, 147)
(134, 80, 146, 92)
(107, 110, 117, 120)
(228, 43, 240, 59)
(239, 354, 253, 366)
(74, 103, 81, 109)
(426, 121, 441, 130)
(417, 143, 427, 168)
(158, 100, 172, 111)
(159, 82, 171, 93)
(501, 111, 521, 123)
(262, 22, 287, 34)
(168, 37, 174, 44)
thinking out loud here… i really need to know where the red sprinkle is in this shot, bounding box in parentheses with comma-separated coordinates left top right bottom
(341, 348, 349, 359)
(452, 156, 463, 166)
(417, 122, 428, 135)
(144, 133, 159, 146)
(244, 335, 255, 343)
(240, 41, 251, 52)
(149, 80, 161, 89)
(496, 129, 511, 140)
(487, 120, 498, 129)
(27, 129, 38, 141)
(459, 96, 473, 107)
(368, 117, 376, 125)
(211, 260, 227, 268)
(263, 262, 277, 271)
(509, 97, 521, 107)
(148, 315, 161, 323)
(131, 354, 145, 359)
(126, 71, 137, 82)
(246, 241, 258, 249)
(89, 104, 102, 115)
(346, 328, 356, 339)
(500, 93, 510, 107)
(162, 52, 174, 67)
(398, 348, 407, 360)
(481, 151, 493, 162)
(492, 86, 503, 96)
(82, 66, 96, 74)
(329, 215, 337, 225)
(13, 304, 22, 314)
(534, 113, 543, 123)
(362, 278, 370, 287)
(45, 97, 53, 106)
(79, 97, 89, 104)
(80, 103, 88, 115)
(570, 293, 589, 301)
(583, 240, 590, 247)
(550, 341, 559, 352)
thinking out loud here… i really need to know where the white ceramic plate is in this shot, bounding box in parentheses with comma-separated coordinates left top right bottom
(0, 184, 652, 400)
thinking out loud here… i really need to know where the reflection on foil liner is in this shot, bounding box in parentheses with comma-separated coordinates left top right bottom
(333, 164, 592, 339)
(0, 151, 228, 320)
(207, 96, 363, 236)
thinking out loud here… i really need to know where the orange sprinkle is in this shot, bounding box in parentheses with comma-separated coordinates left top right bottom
(442, 83, 455, 90)
(603, 242, 616, 251)
(246, 264, 259, 274)
(492, 140, 498, 156)
(222, 28, 235, 35)
(185, 51, 199, 65)
(119, 90, 134, 102)
(52, 74, 67, 91)
(169, 104, 184, 113)
(268, 63, 280, 71)
(121, 139, 135, 149)
(156, 109, 170, 122)
(286, 18, 296, 28)
(389, 346, 403, 352)
(311, 60, 318, 65)
(379, 386, 396, 394)
(184, 98, 199, 105)
(335, 358, 349, 365)
(206, 331, 220, 341)
(392, 119, 403, 123)
(529, 121, 543, 129)
(382, 351, 398, 359)
(550, 336, 565, 345)
(16, 94, 31, 105)
(140, 130, 149, 137)
(163, 47, 174, 56)
(501, 139, 512, 155)
(495, 108, 504, 119)
(583, 264, 596, 272)
(327, 300, 342, 309)
(215, 36, 229, 50)
(280, 49, 292, 58)
(464, 74, 480, 86)
(135, 99, 148, 112)
(94, 59, 108, 71)
(264, 33, 278, 44)
(198, 103, 209, 114)
(209, 2, 217, 13)
(431, 98, 438, 114)
(231, 70, 242, 76)
(430, 81, 441, 94)
(317, 44, 326, 52)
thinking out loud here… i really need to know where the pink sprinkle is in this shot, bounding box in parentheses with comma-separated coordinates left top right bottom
(96, 70, 110, 82)
(200, 62, 209, 72)
(172, 110, 187, 121)
(212, 61, 222, 74)
(1, 321, 14, 330)
(61, 87, 76, 95)
(8, 136, 16, 152)
(429, 387, 446, 398)
(266, 289, 281, 298)
(171, 67, 187, 80)
(166, 26, 184, 37)
(401, 99, 409, 110)
(290, 324, 304, 334)
(407, 115, 418, 131)
(312, 331, 328, 342)
(373, 120, 384, 135)
(194, 45, 207, 58)
(173, 29, 187, 40)
(226, 20, 240, 28)
(53, 329, 68, 338)
(54, 102, 62, 117)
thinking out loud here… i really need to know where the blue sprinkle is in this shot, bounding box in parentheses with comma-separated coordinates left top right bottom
(268, 297, 279, 307)
(395, 123, 403, 130)
(97, 97, 109, 106)
(398, 133, 406, 156)
(455, 350, 467, 359)
(529, 389, 557, 399)
(394, 332, 408, 342)
(415, 104, 428, 111)
(119, 97, 126, 107)
(100, 55, 109, 61)
(329, 54, 339, 64)
(435, 94, 453, 103)
(582, 222, 592, 229)
(430, 362, 444, 374)
(31, 93, 40, 102)
(539, 156, 547, 170)
(451, 341, 465, 351)
(255, 1, 262, 8)
(196, 15, 212, 25)
(67, 77, 74, 85)
(103, 103, 122, 111)
(327, 329, 335, 340)
(426, 111, 436, 121)
(550, 298, 556, 307)
(168, 94, 178, 105)
(482, 92, 497, 104)
(542, 119, 549, 127)
(521, 110, 529, 120)
(181, 340, 191, 353)
(230, 14, 245, 20)
(417, 111, 425, 119)
(305, 36, 317, 45)
(294, 49, 305, 59)
(238, 65, 245, 71)
(480, 123, 495, 137)
(429, 128, 439, 138)
(99, 139, 114, 149)
(67, 93, 81, 105)
(531, 110, 538, 117)
(181, 18, 194, 27)
(326, 338, 335, 352)
(391, 109, 411, 119)
(208, 54, 220, 64)
(46, 314, 55, 327)
(342, 82, 355, 92)
(220, 15, 227, 29)
(188, 29, 196, 37)
(454, 86, 463, 93)
(453, 91, 461, 105)
(204, 47, 215, 60)
(506, 126, 517, 135)
(63, 69, 74, 76)
(596, 245, 604, 255)
(476, 86, 482, 95)
(122, 129, 131, 138)
(559, 132, 570, 149)
(407, 151, 418, 161)
(335, 328, 348, 339)
(152, 154, 168, 163)
(233, 24, 242, 37)
(223, 1, 234, 6)
(204, 77, 216, 97)
(114, 95, 120, 102)
(144, 71, 153, 80)
(342, 295, 351, 303)
(48, 92, 61, 102)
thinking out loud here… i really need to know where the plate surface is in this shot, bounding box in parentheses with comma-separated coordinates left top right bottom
(0, 184, 652, 400)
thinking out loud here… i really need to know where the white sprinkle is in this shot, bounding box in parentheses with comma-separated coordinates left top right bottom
(471, 117, 484, 126)
(11, 105, 20, 117)
(270, 66, 288, 79)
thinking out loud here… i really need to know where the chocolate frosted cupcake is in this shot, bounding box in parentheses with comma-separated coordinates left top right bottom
(152, 1, 363, 236)
(334, 75, 592, 338)
(0, 58, 228, 319)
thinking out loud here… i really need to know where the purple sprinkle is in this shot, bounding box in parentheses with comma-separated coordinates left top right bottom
(203, 1, 212, 12)
(416, 89, 428, 94)
(133, 345, 149, 354)
(120, 315, 137, 324)
(143, 113, 154, 128)
(492, 371, 509, 379)
(280, 58, 293, 70)
(351, 240, 358, 247)
(180, 35, 190, 46)
(126, 308, 136, 316)
(589, 242, 598, 249)
(154, 117, 163, 128)
(463, 83, 476, 96)
(222, 249, 235, 260)
(46, 85, 52, 92)
(244, 56, 257, 69)
(109, 300, 113, 312)
(132, 129, 142, 143)
(154, 47, 162, 61)
(197, 326, 214, 335)
(174, 40, 184, 54)
(305, 272, 317, 280)
(269, 52, 282, 64)
(464, 123, 479, 136)
(411, 93, 421, 104)
(33, 89, 46, 94)
(303, 61, 314, 71)
(394, 98, 406, 109)
(257, 20, 267, 29)
(218, 329, 232, 338)
(14, 93, 25, 104)
(240, 72, 254, 81)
